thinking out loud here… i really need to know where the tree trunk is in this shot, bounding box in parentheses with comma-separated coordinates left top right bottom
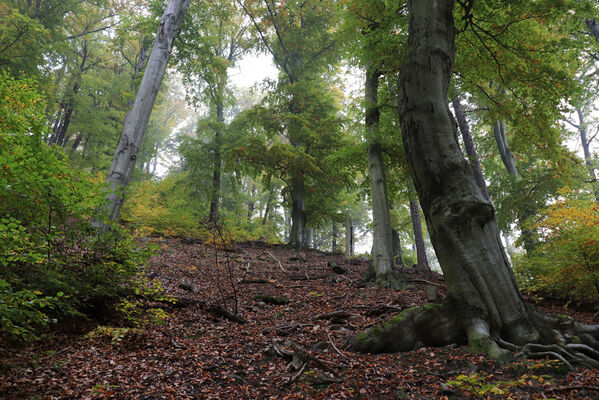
(289, 177, 307, 247)
(344, 209, 353, 258)
(246, 184, 256, 223)
(350, 0, 583, 362)
(261, 187, 275, 225)
(493, 120, 537, 252)
(365, 68, 400, 285)
(451, 96, 489, 200)
(409, 195, 430, 273)
(332, 221, 337, 252)
(306, 227, 313, 248)
(209, 102, 224, 225)
(391, 229, 404, 267)
(98, 0, 191, 224)
(576, 108, 599, 202)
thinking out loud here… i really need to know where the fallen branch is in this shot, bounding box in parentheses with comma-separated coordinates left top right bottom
(258, 251, 286, 273)
(288, 274, 329, 281)
(312, 310, 358, 322)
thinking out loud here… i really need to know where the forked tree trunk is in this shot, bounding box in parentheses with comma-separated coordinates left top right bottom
(349, 0, 599, 362)
(98, 0, 191, 224)
(366, 68, 401, 285)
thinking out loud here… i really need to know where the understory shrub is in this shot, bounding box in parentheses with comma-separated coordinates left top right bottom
(122, 173, 283, 244)
(0, 73, 155, 341)
(514, 199, 599, 300)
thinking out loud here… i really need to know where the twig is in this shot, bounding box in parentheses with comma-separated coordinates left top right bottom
(289, 362, 308, 383)
(327, 332, 351, 359)
(259, 251, 286, 273)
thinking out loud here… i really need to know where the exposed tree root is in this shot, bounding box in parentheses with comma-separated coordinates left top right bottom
(348, 302, 599, 368)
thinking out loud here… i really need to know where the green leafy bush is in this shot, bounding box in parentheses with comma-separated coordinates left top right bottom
(0, 72, 154, 340)
(514, 198, 599, 300)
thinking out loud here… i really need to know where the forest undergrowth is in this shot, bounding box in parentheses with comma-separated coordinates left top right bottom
(1, 237, 598, 399)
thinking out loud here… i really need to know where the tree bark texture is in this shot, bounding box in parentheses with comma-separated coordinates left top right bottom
(451, 96, 489, 200)
(366, 69, 398, 283)
(101, 0, 191, 223)
(397, 0, 538, 349)
(409, 197, 430, 273)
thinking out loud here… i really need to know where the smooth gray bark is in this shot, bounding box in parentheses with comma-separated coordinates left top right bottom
(398, 0, 536, 345)
(366, 69, 397, 283)
(100, 0, 190, 223)
(409, 197, 430, 273)
(452, 97, 489, 200)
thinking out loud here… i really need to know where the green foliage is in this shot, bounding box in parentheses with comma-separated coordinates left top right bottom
(0, 74, 154, 341)
(514, 198, 599, 300)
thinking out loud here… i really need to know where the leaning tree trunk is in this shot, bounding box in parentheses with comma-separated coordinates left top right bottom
(365, 68, 402, 286)
(98, 0, 191, 224)
(349, 0, 599, 365)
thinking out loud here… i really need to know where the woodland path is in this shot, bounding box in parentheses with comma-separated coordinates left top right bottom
(1, 238, 598, 399)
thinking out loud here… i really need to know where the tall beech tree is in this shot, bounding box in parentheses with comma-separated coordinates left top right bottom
(238, 0, 343, 247)
(101, 0, 191, 223)
(175, 0, 252, 224)
(350, 0, 599, 365)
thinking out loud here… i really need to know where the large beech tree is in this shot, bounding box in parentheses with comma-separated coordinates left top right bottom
(350, 0, 599, 365)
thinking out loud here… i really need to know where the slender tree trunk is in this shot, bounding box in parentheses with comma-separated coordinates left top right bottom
(344, 209, 353, 258)
(332, 221, 337, 252)
(284, 211, 291, 243)
(246, 185, 256, 223)
(70, 132, 84, 154)
(493, 120, 537, 252)
(577, 108, 599, 202)
(289, 177, 307, 247)
(98, 0, 191, 224)
(409, 194, 430, 273)
(395, 0, 538, 354)
(452, 96, 489, 200)
(366, 68, 399, 284)
(209, 102, 224, 224)
(261, 187, 275, 225)
(50, 82, 80, 147)
(391, 229, 404, 267)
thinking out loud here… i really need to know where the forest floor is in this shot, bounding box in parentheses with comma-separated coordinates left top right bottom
(1, 237, 598, 399)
